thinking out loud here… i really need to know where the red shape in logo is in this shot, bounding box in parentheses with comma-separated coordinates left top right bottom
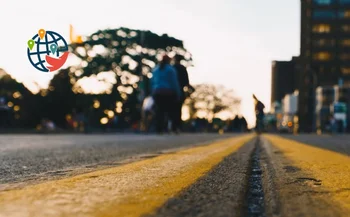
(45, 52, 69, 72)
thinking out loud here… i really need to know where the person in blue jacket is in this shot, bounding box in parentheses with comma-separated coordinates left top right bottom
(151, 55, 182, 133)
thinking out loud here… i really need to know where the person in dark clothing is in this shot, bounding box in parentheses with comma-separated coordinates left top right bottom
(151, 55, 182, 134)
(172, 54, 190, 132)
(253, 94, 265, 133)
(0, 97, 10, 128)
(239, 116, 248, 132)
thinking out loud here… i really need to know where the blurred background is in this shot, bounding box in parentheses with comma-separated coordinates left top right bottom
(0, 0, 349, 134)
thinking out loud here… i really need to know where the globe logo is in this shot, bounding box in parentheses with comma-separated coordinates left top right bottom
(27, 29, 69, 72)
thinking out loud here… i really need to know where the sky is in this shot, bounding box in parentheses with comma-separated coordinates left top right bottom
(0, 0, 300, 127)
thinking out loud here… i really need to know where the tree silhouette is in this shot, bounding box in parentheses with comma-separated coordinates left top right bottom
(0, 69, 40, 127)
(185, 84, 241, 121)
(46, 27, 193, 129)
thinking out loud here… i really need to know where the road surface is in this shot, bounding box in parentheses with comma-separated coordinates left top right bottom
(0, 133, 349, 217)
(0, 133, 235, 185)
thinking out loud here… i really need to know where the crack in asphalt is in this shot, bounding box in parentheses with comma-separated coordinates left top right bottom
(244, 137, 266, 217)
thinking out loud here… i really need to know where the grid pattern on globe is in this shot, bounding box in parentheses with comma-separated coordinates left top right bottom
(27, 31, 69, 72)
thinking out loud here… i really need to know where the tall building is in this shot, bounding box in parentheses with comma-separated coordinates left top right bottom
(271, 57, 298, 104)
(298, 0, 350, 132)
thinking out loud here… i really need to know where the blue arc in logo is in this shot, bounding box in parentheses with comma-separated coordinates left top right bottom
(27, 30, 69, 72)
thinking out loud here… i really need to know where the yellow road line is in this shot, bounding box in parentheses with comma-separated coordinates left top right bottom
(264, 135, 350, 213)
(0, 135, 254, 217)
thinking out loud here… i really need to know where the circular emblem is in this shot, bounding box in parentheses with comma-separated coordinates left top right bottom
(27, 29, 69, 72)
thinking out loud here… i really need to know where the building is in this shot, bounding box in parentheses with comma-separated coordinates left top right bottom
(315, 86, 337, 131)
(283, 91, 299, 115)
(280, 91, 299, 133)
(271, 57, 298, 104)
(298, 0, 350, 132)
(315, 85, 350, 132)
(334, 85, 350, 131)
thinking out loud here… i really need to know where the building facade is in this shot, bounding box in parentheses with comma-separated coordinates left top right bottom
(298, 0, 350, 132)
(315, 85, 350, 132)
(271, 57, 298, 104)
(281, 91, 299, 133)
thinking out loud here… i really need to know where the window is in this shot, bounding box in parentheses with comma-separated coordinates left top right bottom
(340, 53, 350, 60)
(341, 67, 350, 74)
(312, 24, 331, 33)
(341, 25, 350, 32)
(340, 0, 350, 5)
(313, 39, 335, 46)
(338, 10, 350, 18)
(341, 39, 350, 46)
(313, 11, 336, 19)
(313, 0, 335, 5)
(313, 52, 332, 61)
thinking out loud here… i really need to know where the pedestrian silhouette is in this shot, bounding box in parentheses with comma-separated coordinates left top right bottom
(151, 55, 182, 134)
(173, 54, 190, 132)
(253, 94, 265, 133)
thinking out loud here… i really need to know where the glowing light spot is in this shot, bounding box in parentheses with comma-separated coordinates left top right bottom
(100, 117, 108, 125)
(14, 105, 20, 111)
(108, 111, 114, 118)
(116, 102, 123, 108)
(13, 92, 21, 99)
(116, 107, 123, 114)
(93, 100, 100, 109)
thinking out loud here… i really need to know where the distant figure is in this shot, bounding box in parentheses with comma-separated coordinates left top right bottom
(141, 96, 155, 132)
(41, 118, 56, 131)
(253, 94, 265, 133)
(173, 54, 190, 132)
(329, 116, 337, 134)
(151, 55, 182, 134)
(239, 116, 248, 132)
(0, 97, 10, 128)
(75, 107, 85, 132)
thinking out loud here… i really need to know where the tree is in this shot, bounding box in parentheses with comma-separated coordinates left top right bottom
(0, 68, 40, 127)
(185, 84, 241, 121)
(46, 27, 193, 129)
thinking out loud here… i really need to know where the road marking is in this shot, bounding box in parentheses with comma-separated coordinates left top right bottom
(0, 135, 254, 217)
(264, 135, 350, 214)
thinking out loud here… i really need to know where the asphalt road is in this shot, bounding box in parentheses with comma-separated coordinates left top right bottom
(281, 134, 350, 155)
(152, 134, 350, 217)
(262, 135, 350, 217)
(0, 133, 235, 185)
(0, 133, 349, 217)
(151, 138, 256, 217)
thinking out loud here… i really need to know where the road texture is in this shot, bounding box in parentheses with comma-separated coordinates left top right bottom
(281, 134, 350, 155)
(151, 138, 256, 217)
(0, 135, 254, 217)
(0, 133, 236, 186)
(262, 135, 350, 217)
(0, 133, 349, 217)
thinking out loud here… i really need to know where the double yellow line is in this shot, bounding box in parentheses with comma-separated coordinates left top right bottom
(0, 135, 254, 217)
(2, 134, 348, 217)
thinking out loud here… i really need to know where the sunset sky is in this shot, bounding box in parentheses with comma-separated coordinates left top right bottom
(0, 0, 300, 127)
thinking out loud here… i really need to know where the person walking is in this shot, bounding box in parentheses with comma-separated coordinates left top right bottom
(151, 55, 182, 134)
(0, 97, 10, 128)
(173, 54, 190, 132)
(253, 94, 265, 134)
